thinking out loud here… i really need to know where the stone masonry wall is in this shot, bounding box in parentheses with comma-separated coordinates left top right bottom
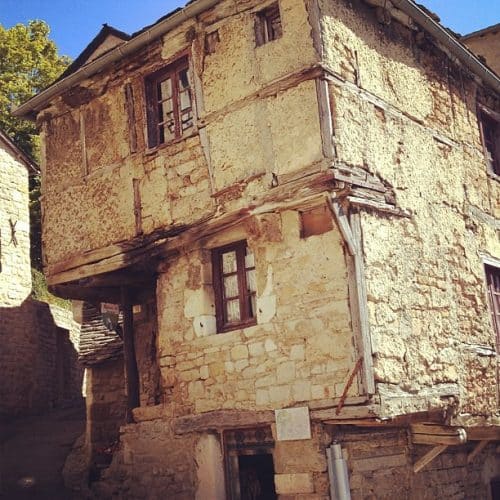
(0, 139, 83, 416)
(39, 0, 323, 270)
(320, 0, 500, 419)
(336, 427, 500, 499)
(157, 208, 359, 417)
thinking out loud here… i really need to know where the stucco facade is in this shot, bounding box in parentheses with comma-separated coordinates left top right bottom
(15, 0, 500, 497)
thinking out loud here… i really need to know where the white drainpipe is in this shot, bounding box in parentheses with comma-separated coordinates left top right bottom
(327, 443, 352, 500)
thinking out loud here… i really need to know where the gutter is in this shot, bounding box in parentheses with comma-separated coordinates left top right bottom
(13, 0, 220, 118)
(390, 0, 500, 94)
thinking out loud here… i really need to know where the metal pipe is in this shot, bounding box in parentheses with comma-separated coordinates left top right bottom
(327, 443, 352, 500)
(13, 0, 220, 118)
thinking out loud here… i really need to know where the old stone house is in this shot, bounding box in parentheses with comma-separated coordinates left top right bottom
(0, 130, 82, 416)
(15, 0, 500, 497)
(462, 23, 500, 77)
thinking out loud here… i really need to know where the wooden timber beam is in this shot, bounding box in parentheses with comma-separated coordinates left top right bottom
(49, 283, 155, 305)
(465, 426, 500, 441)
(411, 423, 467, 446)
(414, 445, 448, 473)
(174, 409, 275, 435)
(45, 171, 340, 286)
(121, 287, 140, 423)
(467, 440, 491, 464)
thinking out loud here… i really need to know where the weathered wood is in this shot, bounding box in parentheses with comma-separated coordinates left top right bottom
(49, 284, 122, 303)
(350, 210, 376, 395)
(132, 178, 143, 235)
(466, 426, 500, 441)
(122, 287, 140, 423)
(311, 404, 380, 421)
(315, 78, 335, 160)
(174, 409, 275, 435)
(329, 200, 357, 256)
(336, 357, 364, 414)
(124, 83, 137, 153)
(46, 172, 337, 285)
(79, 109, 88, 176)
(467, 440, 490, 464)
(411, 423, 467, 446)
(413, 445, 448, 473)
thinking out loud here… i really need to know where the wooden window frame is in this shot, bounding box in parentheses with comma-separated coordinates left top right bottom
(479, 108, 500, 177)
(255, 3, 283, 47)
(212, 241, 257, 333)
(145, 57, 193, 149)
(485, 264, 500, 352)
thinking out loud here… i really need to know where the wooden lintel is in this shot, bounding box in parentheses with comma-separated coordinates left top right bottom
(324, 410, 445, 428)
(311, 404, 380, 421)
(414, 445, 448, 473)
(411, 423, 467, 446)
(466, 426, 500, 441)
(173, 409, 275, 435)
(49, 283, 154, 305)
(80, 270, 155, 288)
(467, 440, 490, 464)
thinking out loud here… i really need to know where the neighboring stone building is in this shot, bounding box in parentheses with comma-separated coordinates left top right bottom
(0, 130, 82, 416)
(14, 0, 500, 498)
(463, 23, 500, 76)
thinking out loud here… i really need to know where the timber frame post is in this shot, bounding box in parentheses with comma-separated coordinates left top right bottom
(330, 199, 376, 395)
(121, 287, 140, 422)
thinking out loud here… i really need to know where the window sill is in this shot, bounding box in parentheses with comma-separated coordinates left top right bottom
(217, 318, 257, 335)
(143, 128, 198, 157)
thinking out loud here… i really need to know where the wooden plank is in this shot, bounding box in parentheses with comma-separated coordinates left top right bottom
(315, 78, 335, 160)
(414, 445, 448, 473)
(124, 83, 137, 153)
(132, 178, 143, 235)
(350, 211, 376, 395)
(311, 404, 380, 421)
(329, 200, 357, 256)
(174, 409, 275, 435)
(79, 109, 88, 177)
(411, 423, 466, 436)
(122, 287, 140, 423)
(466, 426, 500, 441)
(467, 440, 490, 464)
(412, 434, 466, 446)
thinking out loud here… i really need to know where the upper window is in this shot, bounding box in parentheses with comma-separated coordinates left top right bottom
(145, 57, 193, 148)
(479, 110, 500, 176)
(212, 241, 257, 333)
(255, 3, 282, 47)
(485, 265, 500, 351)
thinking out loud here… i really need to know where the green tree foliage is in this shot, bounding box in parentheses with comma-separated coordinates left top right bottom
(0, 20, 70, 271)
(0, 20, 70, 156)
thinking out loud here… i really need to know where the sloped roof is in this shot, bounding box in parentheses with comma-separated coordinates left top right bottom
(58, 24, 130, 81)
(462, 23, 500, 41)
(78, 302, 123, 367)
(0, 129, 39, 174)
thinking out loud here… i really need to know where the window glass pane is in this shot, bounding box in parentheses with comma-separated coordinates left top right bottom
(158, 78, 172, 101)
(226, 299, 241, 323)
(248, 294, 256, 318)
(246, 269, 256, 293)
(179, 68, 189, 90)
(245, 249, 255, 269)
(181, 110, 193, 131)
(180, 89, 191, 111)
(222, 251, 237, 273)
(224, 275, 239, 298)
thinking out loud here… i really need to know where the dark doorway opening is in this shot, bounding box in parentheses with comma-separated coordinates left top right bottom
(238, 453, 276, 500)
(492, 477, 500, 500)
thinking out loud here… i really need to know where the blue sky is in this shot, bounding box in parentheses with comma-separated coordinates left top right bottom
(1, 0, 499, 60)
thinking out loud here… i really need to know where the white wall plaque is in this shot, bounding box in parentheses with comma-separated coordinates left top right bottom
(275, 407, 311, 441)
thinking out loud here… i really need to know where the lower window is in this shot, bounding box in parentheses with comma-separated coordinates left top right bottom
(224, 427, 277, 500)
(212, 241, 257, 333)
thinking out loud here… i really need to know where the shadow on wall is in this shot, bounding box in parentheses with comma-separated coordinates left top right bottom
(0, 298, 84, 417)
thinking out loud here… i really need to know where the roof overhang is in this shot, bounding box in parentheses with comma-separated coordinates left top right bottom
(13, 0, 500, 119)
